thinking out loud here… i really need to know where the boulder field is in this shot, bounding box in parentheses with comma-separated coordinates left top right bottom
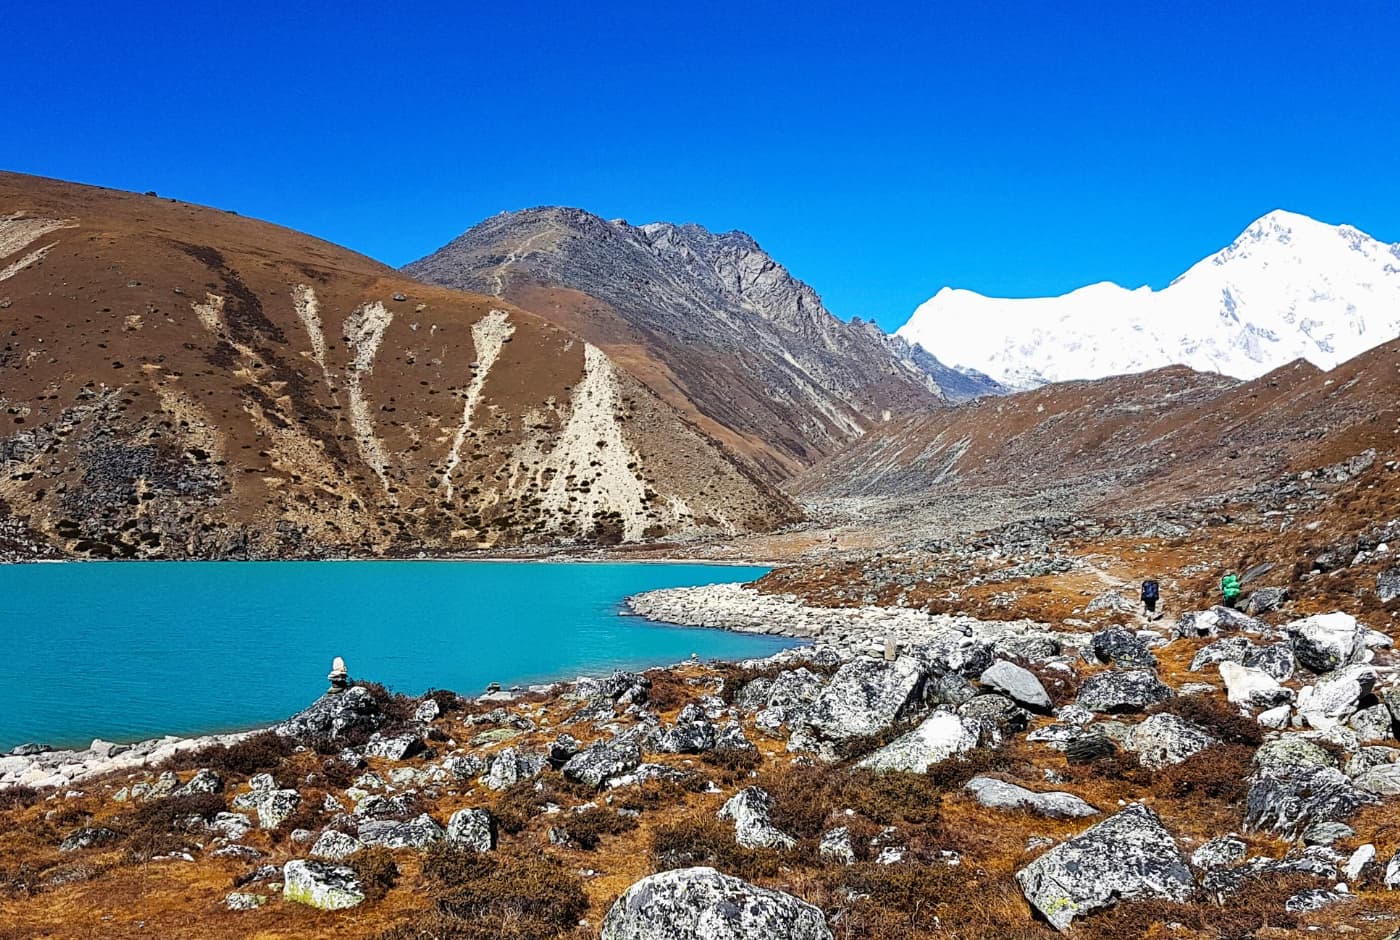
(2, 599, 1400, 938)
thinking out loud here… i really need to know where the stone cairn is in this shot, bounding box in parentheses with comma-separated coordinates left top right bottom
(328, 656, 349, 694)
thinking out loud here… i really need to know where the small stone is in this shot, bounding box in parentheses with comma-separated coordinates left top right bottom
(310, 829, 364, 861)
(446, 808, 496, 852)
(225, 891, 267, 910)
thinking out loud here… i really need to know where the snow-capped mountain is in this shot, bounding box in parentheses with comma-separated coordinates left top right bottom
(895, 210, 1400, 389)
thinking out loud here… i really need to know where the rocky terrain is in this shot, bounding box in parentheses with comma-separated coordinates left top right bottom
(0, 174, 798, 559)
(792, 334, 1400, 542)
(5, 537, 1400, 939)
(404, 208, 990, 481)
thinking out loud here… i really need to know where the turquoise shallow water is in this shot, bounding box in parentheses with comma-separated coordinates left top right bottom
(0, 561, 790, 750)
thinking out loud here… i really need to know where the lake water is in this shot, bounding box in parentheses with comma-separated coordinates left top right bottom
(0, 561, 790, 751)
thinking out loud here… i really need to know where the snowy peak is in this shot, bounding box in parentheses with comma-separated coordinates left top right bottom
(897, 211, 1400, 389)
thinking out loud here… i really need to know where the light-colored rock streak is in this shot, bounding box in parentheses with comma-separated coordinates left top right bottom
(293, 285, 332, 382)
(0, 214, 78, 283)
(0, 214, 76, 258)
(537, 344, 650, 540)
(441, 309, 513, 502)
(342, 301, 394, 495)
(491, 228, 554, 297)
(191, 292, 226, 333)
(0, 243, 60, 283)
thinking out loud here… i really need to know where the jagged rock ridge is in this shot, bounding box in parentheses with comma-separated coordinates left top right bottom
(405, 207, 984, 480)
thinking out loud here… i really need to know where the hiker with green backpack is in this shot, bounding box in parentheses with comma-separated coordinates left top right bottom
(1221, 572, 1242, 608)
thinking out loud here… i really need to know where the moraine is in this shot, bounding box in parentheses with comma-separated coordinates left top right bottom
(0, 561, 791, 751)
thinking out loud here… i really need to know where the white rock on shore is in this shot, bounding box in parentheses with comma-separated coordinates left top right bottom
(0, 730, 252, 792)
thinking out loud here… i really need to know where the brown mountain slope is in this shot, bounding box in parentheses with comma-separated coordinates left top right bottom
(797, 341, 1400, 525)
(0, 173, 797, 559)
(404, 208, 960, 481)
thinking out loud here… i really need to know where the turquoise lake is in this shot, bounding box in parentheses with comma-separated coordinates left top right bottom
(0, 561, 791, 751)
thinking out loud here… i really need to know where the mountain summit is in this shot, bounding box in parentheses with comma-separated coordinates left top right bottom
(896, 210, 1400, 388)
(406, 209, 993, 480)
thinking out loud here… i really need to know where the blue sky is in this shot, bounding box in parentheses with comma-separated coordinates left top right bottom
(4, 1, 1398, 330)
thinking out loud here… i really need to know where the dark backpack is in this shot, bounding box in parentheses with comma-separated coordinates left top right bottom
(1141, 580, 1159, 602)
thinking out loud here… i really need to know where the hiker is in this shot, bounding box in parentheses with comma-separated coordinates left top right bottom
(1141, 579, 1160, 615)
(1221, 572, 1242, 609)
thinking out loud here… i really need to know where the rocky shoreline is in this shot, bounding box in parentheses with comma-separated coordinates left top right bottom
(0, 730, 254, 792)
(627, 581, 1086, 659)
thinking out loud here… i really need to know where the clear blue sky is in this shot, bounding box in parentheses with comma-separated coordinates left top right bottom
(5, 1, 1398, 330)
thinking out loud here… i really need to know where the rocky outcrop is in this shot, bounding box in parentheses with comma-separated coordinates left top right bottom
(600, 867, 832, 940)
(1075, 670, 1173, 713)
(1127, 713, 1218, 769)
(275, 686, 383, 746)
(788, 656, 928, 757)
(1244, 767, 1378, 837)
(562, 740, 642, 788)
(1287, 612, 1370, 674)
(1015, 804, 1194, 931)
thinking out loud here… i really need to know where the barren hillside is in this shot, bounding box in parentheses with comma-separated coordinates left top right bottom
(0, 174, 798, 560)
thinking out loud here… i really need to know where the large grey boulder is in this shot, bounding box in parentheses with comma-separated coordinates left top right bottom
(964, 776, 1099, 819)
(1244, 642, 1297, 682)
(446, 808, 496, 852)
(717, 787, 796, 850)
(1298, 665, 1376, 729)
(481, 747, 546, 790)
(857, 711, 979, 773)
(1090, 627, 1157, 669)
(1076, 670, 1172, 713)
(310, 829, 364, 861)
(1015, 804, 1193, 931)
(275, 686, 383, 746)
(59, 827, 119, 852)
(1189, 637, 1253, 672)
(980, 661, 1052, 713)
(911, 633, 995, 678)
(600, 867, 832, 940)
(1244, 767, 1378, 837)
(652, 715, 718, 754)
(765, 668, 827, 709)
(283, 859, 366, 910)
(1127, 713, 1218, 769)
(1253, 736, 1337, 773)
(1287, 612, 1369, 674)
(1243, 587, 1288, 616)
(1353, 763, 1400, 796)
(363, 731, 425, 762)
(562, 739, 642, 788)
(787, 656, 927, 757)
(358, 813, 445, 849)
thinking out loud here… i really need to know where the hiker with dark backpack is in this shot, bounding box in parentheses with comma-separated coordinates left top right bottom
(1141, 579, 1160, 616)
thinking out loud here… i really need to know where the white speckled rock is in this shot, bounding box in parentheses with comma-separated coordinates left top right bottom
(856, 712, 978, 773)
(282, 859, 365, 910)
(1015, 804, 1193, 931)
(600, 866, 832, 940)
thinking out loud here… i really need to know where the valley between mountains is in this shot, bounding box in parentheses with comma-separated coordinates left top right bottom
(3, 172, 1400, 940)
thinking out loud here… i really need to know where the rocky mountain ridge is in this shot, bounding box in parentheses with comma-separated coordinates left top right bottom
(405, 207, 990, 482)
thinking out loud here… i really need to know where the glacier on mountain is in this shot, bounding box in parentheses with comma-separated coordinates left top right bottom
(895, 210, 1400, 388)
